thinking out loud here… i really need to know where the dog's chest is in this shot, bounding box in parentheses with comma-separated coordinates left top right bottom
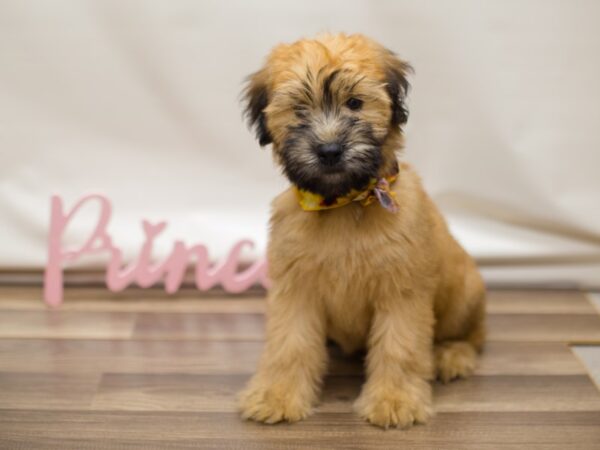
(296, 205, 391, 279)
(291, 206, 394, 350)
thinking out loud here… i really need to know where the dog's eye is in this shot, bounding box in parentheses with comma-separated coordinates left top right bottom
(345, 97, 363, 111)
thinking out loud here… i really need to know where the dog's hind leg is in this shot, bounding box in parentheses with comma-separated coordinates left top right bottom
(434, 339, 478, 383)
(434, 253, 486, 383)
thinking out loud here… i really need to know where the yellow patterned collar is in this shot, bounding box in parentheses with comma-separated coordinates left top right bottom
(295, 168, 400, 213)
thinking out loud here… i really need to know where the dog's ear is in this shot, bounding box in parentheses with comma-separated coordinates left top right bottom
(383, 51, 412, 128)
(243, 69, 273, 146)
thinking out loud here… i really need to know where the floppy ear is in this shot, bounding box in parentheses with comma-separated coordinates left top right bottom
(383, 51, 412, 128)
(242, 69, 273, 146)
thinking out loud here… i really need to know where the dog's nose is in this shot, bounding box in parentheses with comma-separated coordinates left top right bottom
(316, 142, 344, 165)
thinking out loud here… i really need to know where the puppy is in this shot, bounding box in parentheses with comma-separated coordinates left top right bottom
(238, 33, 485, 429)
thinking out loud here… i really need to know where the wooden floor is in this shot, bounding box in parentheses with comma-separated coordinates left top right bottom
(0, 287, 599, 449)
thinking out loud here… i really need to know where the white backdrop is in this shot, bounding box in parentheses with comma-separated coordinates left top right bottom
(1, 0, 599, 287)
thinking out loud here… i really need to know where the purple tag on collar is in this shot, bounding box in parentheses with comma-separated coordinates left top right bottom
(373, 178, 399, 213)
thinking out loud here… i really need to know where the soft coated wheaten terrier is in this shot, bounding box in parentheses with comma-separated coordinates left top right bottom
(238, 33, 486, 429)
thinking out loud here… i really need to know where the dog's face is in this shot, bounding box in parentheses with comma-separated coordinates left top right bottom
(244, 34, 411, 201)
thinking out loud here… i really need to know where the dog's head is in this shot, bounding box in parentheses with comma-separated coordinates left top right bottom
(243, 33, 411, 201)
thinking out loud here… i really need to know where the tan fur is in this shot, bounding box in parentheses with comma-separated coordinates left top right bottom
(238, 33, 486, 429)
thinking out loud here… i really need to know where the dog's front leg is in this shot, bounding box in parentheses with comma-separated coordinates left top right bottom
(355, 294, 434, 429)
(238, 288, 327, 423)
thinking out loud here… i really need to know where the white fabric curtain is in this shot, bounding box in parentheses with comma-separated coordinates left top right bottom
(1, 0, 599, 287)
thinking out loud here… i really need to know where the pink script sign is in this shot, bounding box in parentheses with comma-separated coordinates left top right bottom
(44, 194, 270, 307)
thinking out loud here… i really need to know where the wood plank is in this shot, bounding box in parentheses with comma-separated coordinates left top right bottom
(324, 342, 590, 377)
(0, 373, 100, 410)
(488, 314, 600, 343)
(0, 339, 586, 376)
(0, 287, 598, 449)
(476, 341, 586, 375)
(0, 294, 266, 314)
(0, 286, 266, 313)
(1, 309, 598, 343)
(1, 411, 599, 450)
(132, 313, 265, 340)
(334, 342, 591, 377)
(91, 373, 245, 412)
(0, 310, 136, 339)
(434, 374, 600, 412)
(91, 374, 600, 413)
(325, 374, 600, 413)
(588, 292, 600, 314)
(127, 311, 600, 343)
(1, 287, 595, 316)
(0, 286, 266, 302)
(486, 290, 596, 314)
(0, 339, 264, 375)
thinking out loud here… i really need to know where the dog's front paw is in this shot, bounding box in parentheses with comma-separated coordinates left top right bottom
(238, 379, 313, 424)
(354, 382, 432, 429)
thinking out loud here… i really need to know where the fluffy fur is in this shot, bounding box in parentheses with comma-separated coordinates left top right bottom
(238, 33, 486, 429)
